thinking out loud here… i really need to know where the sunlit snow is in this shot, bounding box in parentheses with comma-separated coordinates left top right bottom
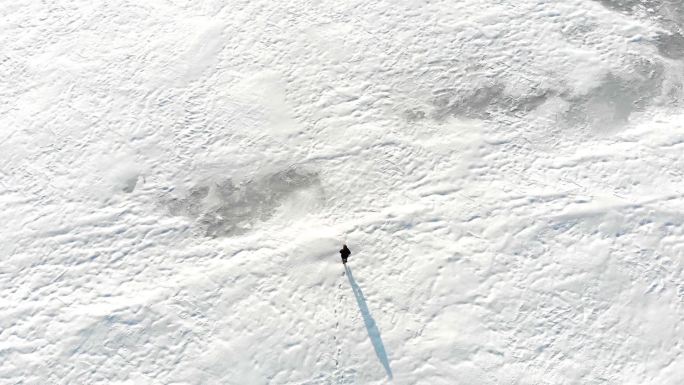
(2, 1, 683, 384)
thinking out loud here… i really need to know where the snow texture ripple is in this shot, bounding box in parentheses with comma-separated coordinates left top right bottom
(2, 0, 684, 384)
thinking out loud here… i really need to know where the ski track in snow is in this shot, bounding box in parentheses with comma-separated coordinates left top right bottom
(2, 0, 684, 384)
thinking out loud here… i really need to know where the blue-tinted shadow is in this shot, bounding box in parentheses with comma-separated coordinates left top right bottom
(345, 265, 393, 379)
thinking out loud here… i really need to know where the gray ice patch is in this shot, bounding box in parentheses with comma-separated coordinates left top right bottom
(562, 64, 664, 129)
(596, 0, 684, 59)
(403, 108, 426, 122)
(166, 168, 321, 237)
(655, 32, 684, 59)
(122, 175, 138, 193)
(595, 0, 683, 21)
(595, 0, 652, 14)
(431, 83, 550, 120)
(427, 60, 667, 130)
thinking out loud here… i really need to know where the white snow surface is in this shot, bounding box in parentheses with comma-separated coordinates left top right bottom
(2, 0, 684, 384)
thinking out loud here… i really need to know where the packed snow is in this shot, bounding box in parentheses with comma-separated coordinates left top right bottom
(2, 0, 684, 384)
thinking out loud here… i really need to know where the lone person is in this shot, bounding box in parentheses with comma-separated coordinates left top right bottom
(340, 244, 351, 264)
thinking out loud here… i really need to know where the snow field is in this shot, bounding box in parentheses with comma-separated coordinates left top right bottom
(2, 0, 684, 384)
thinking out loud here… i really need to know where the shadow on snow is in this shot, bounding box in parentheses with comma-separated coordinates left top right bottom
(345, 265, 393, 379)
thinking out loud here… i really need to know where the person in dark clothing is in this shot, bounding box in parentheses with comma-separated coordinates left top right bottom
(340, 244, 351, 264)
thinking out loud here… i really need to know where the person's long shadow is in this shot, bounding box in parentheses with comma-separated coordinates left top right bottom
(345, 265, 393, 379)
